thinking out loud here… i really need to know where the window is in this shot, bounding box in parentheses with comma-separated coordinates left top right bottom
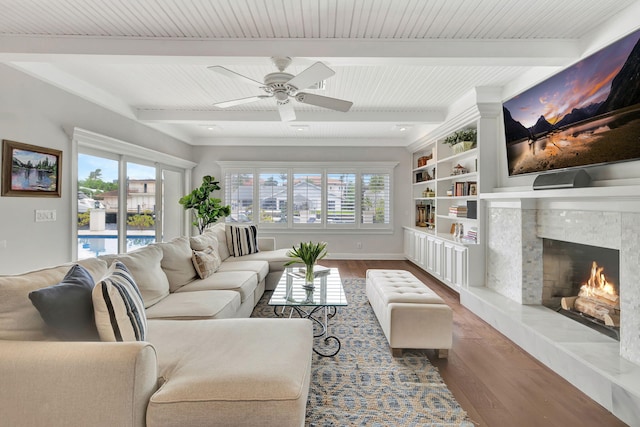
(293, 173, 322, 224)
(225, 172, 254, 223)
(259, 172, 287, 224)
(327, 173, 356, 224)
(361, 173, 391, 225)
(220, 161, 396, 232)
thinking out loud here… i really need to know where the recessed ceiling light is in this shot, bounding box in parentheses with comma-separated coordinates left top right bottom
(290, 125, 309, 132)
(394, 124, 413, 132)
(200, 124, 220, 131)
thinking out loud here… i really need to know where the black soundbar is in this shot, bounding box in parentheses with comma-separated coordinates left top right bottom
(532, 169, 591, 190)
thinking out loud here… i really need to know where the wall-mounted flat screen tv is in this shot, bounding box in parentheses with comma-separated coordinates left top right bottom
(503, 28, 640, 176)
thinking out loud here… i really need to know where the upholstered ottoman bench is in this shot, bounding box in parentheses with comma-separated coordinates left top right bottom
(366, 269, 453, 358)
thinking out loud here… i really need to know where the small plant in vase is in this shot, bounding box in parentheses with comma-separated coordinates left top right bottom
(284, 241, 328, 288)
(443, 129, 477, 154)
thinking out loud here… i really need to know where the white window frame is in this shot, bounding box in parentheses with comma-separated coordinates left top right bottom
(71, 128, 196, 259)
(219, 161, 397, 233)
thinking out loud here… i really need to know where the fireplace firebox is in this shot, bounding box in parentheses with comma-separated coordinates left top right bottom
(542, 238, 620, 340)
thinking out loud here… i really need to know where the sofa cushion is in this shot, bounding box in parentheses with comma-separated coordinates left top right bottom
(176, 271, 257, 303)
(154, 237, 197, 292)
(226, 224, 260, 257)
(0, 258, 107, 341)
(111, 245, 169, 308)
(93, 261, 147, 342)
(191, 247, 222, 279)
(205, 223, 230, 261)
(146, 318, 312, 427)
(217, 260, 269, 283)
(145, 291, 241, 320)
(224, 248, 290, 273)
(28, 264, 99, 341)
(189, 232, 218, 252)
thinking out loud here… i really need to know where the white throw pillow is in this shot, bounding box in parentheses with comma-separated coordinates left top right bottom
(191, 246, 222, 279)
(111, 244, 169, 308)
(190, 232, 218, 252)
(154, 236, 197, 292)
(93, 261, 147, 342)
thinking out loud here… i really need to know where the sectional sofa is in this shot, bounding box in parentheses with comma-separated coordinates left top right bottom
(0, 223, 313, 427)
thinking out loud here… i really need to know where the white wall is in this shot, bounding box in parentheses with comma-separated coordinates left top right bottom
(192, 145, 412, 258)
(0, 65, 193, 274)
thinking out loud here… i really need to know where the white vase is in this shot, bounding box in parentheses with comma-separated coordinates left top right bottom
(452, 141, 474, 154)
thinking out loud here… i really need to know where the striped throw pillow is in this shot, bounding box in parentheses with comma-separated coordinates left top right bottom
(227, 224, 260, 257)
(93, 261, 147, 342)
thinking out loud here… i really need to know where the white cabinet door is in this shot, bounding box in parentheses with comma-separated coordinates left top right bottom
(432, 238, 443, 278)
(403, 229, 413, 259)
(453, 245, 467, 288)
(443, 242, 455, 284)
(426, 236, 436, 272)
(443, 242, 468, 289)
(417, 233, 428, 268)
(404, 229, 416, 261)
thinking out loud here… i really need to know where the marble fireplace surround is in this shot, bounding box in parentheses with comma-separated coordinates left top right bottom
(460, 192, 640, 425)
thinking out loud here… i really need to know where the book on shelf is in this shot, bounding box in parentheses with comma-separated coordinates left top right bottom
(452, 181, 477, 196)
(448, 205, 467, 217)
(465, 227, 478, 242)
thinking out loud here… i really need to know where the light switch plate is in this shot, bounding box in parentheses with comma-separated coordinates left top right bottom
(35, 209, 56, 222)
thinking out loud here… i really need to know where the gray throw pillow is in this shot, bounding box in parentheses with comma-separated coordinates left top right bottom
(28, 264, 99, 341)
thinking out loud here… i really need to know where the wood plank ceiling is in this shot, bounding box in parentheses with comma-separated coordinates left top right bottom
(0, 0, 638, 145)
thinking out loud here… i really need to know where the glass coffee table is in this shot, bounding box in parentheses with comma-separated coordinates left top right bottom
(269, 267, 347, 357)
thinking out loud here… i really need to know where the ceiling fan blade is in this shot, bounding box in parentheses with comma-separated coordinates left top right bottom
(207, 66, 264, 88)
(295, 92, 353, 112)
(214, 95, 271, 108)
(278, 100, 296, 122)
(286, 62, 335, 91)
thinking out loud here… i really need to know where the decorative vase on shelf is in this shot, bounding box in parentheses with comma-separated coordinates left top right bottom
(453, 141, 475, 154)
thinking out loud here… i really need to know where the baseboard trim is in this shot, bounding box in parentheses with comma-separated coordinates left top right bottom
(326, 253, 405, 260)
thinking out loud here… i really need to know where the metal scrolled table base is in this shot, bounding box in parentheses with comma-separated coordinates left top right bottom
(273, 304, 341, 357)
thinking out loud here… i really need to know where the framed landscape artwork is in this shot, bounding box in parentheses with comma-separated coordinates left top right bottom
(1, 139, 62, 197)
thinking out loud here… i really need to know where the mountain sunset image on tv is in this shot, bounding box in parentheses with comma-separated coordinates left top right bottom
(503, 28, 640, 176)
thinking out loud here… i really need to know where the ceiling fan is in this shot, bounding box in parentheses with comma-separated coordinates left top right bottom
(208, 57, 353, 122)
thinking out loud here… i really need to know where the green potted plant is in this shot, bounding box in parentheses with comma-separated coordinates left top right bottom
(284, 241, 328, 287)
(442, 129, 477, 153)
(179, 175, 231, 234)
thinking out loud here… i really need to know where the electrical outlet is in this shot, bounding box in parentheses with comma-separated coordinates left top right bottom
(356, 242, 362, 249)
(0, 240, 6, 249)
(35, 209, 57, 222)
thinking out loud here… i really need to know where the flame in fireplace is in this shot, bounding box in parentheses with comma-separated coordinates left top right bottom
(580, 261, 618, 304)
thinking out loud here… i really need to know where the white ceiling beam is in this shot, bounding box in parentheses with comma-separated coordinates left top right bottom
(0, 36, 580, 67)
(136, 109, 445, 123)
(192, 137, 408, 147)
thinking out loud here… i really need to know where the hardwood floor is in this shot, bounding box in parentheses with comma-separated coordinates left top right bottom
(320, 259, 626, 427)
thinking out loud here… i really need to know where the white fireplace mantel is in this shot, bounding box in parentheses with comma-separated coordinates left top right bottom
(482, 182, 640, 201)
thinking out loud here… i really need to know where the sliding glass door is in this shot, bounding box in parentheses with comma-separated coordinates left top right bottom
(76, 153, 186, 259)
(125, 161, 157, 251)
(77, 153, 120, 258)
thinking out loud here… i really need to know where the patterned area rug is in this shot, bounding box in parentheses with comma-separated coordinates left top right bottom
(251, 277, 473, 426)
